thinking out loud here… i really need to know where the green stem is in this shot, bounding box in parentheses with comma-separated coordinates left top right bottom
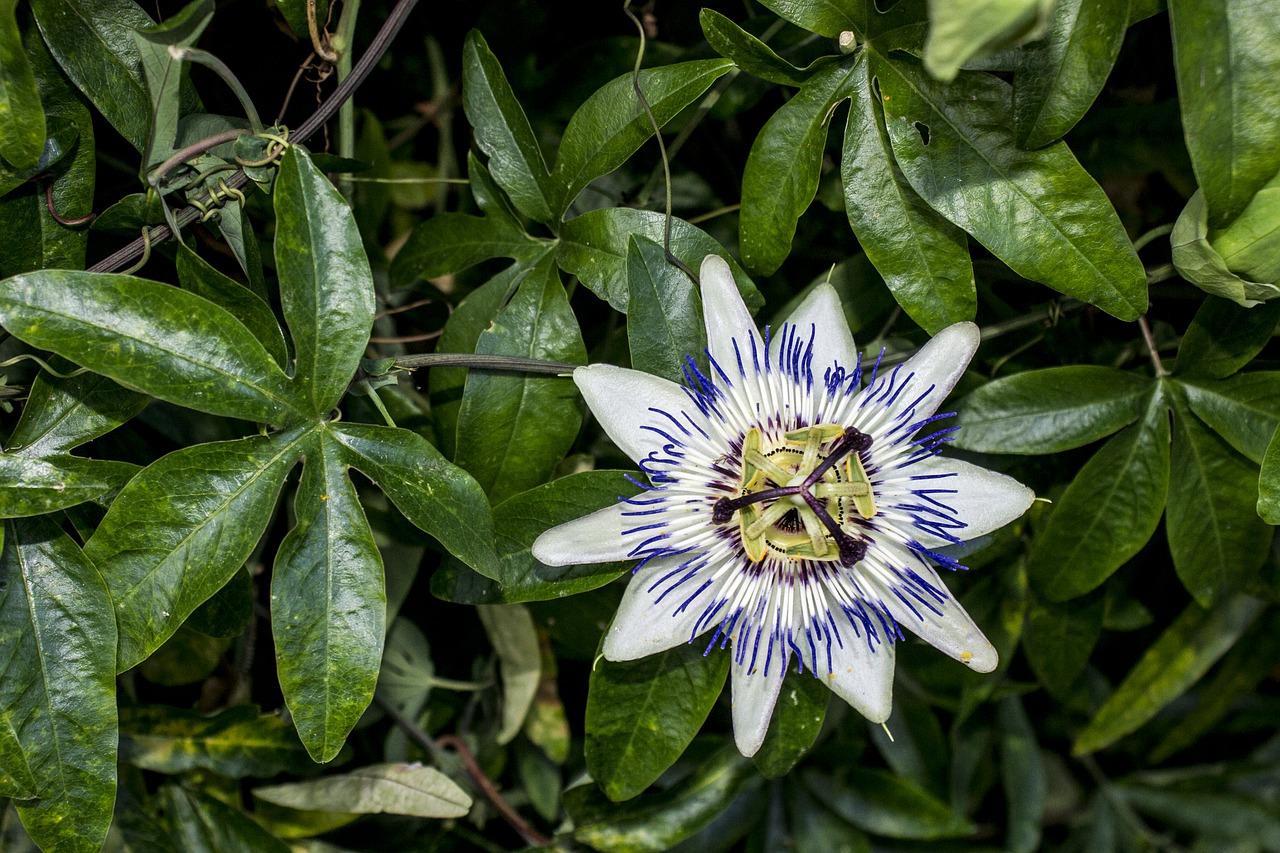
(360, 383, 398, 428)
(333, 0, 362, 204)
(169, 48, 263, 133)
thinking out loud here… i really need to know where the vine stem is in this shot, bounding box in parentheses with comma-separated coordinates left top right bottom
(1137, 315, 1168, 377)
(89, 0, 420, 275)
(373, 695, 551, 847)
(391, 353, 579, 376)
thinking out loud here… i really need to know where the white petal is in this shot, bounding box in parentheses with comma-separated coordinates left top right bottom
(730, 651, 787, 757)
(531, 503, 634, 567)
(575, 364, 692, 463)
(824, 625, 895, 723)
(889, 321, 980, 421)
(700, 255, 764, 377)
(774, 283, 858, 381)
(906, 456, 1035, 548)
(883, 561, 998, 672)
(602, 554, 719, 661)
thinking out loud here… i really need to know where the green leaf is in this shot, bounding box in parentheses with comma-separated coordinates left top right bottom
(1029, 388, 1169, 601)
(998, 697, 1045, 853)
(871, 53, 1148, 320)
(272, 430, 384, 763)
(0, 452, 118, 518)
(1023, 591, 1105, 694)
(0, 0, 46, 170)
(1166, 398, 1272, 605)
(740, 60, 855, 275)
(253, 763, 471, 818)
(924, 0, 1053, 82)
(478, 604, 541, 744)
(455, 258, 586, 505)
(390, 211, 549, 287)
(0, 115, 74, 197)
(2, 518, 117, 853)
(842, 54, 974, 333)
(570, 745, 756, 852)
(131, 0, 213, 168)
(699, 8, 814, 86)
(1014, 0, 1131, 148)
(955, 366, 1150, 454)
(803, 767, 974, 839)
(755, 0, 862, 38)
(1209, 166, 1280, 284)
(176, 243, 288, 369)
(1171, 190, 1280, 304)
(330, 422, 500, 577)
(214, 198, 268, 294)
(1073, 593, 1263, 754)
(586, 643, 730, 802)
(752, 672, 829, 779)
(428, 268, 519, 460)
(1116, 785, 1280, 849)
(161, 785, 290, 853)
(1179, 373, 1280, 464)
(275, 146, 375, 416)
(785, 783, 872, 853)
(558, 207, 763, 314)
(462, 29, 557, 223)
(86, 429, 305, 670)
(0, 271, 304, 425)
(1261, 427, 1280, 524)
(6, 364, 148, 456)
(465, 470, 639, 602)
(1175, 295, 1280, 379)
(1168, 0, 1280, 225)
(119, 704, 312, 778)
(626, 234, 707, 384)
(29, 0, 154, 151)
(552, 59, 733, 218)
(1150, 608, 1280, 762)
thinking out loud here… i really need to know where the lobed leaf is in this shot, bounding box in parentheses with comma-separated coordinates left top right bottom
(6, 363, 148, 457)
(2, 518, 117, 853)
(1168, 0, 1280, 226)
(570, 745, 756, 851)
(1166, 399, 1271, 606)
(1013, 0, 1131, 148)
(559, 207, 762, 313)
(131, 0, 212, 168)
(842, 54, 974, 333)
(0, 271, 304, 424)
(586, 643, 730, 802)
(0, 0, 46, 170)
(87, 428, 306, 670)
(552, 59, 733, 218)
(1029, 388, 1169, 601)
(1179, 372, 1280, 464)
(625, 234, 707, 384)
(0, 452, 121, 518)
(330, 422, 500, 577)
(275, 146, 375, 416)
(272, 430, 385, 763)
(1174, 295, 1280, 380)
(176, 244, 288, 369)
(28, 0, 153, 151)
(871, 53, 1148, 320)
(462, 29, 557, 223)
(955, 366, 1150, 454)
(699, 8, 815, 86)
(455, 258, 586, 505)
(740, 60, 857, 275)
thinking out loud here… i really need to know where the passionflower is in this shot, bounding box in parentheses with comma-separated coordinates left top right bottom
(533, 256, 1034, 756)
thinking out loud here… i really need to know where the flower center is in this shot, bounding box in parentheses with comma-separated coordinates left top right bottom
(712, 424, 876, 565)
